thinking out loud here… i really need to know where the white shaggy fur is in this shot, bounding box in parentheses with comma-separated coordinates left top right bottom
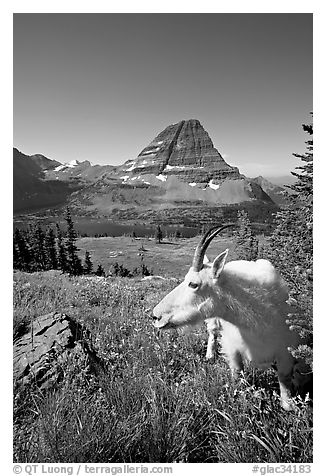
(223, 259, 278, 285)
(153, 250, 309, 410)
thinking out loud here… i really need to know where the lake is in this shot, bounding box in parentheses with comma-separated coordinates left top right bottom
(13, 217, 200, 238)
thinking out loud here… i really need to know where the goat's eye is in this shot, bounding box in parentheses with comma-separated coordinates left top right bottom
(188, 282, 199, 289)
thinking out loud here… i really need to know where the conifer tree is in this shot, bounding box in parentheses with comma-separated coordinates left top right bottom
(95, 264, 105, 277)
(13, 229, 31, 271)
(155, 225, 163, 244)
(28, 225, 47, 271)
(56, 223, 68, 272)
(39, 226, 48, 270)
(25, 225, 36, 270)
(45, 228, 58, 270)
(289, 121, 313, 199)
(65, 208, 82, 275)
(234, 210, 258, 261)
(13, 229, 21, 270)
(83, 251, 93, 275)
(265, 118, 313, 368)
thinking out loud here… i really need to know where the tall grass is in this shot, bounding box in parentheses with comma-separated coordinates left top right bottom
(13, 271, 312, 463)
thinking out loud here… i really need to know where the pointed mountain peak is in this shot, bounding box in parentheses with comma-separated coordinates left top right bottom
(120, 119, 241, 184)
(53, 159, 92, 172)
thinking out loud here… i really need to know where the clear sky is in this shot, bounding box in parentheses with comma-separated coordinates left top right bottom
(13, 13, 312, 177)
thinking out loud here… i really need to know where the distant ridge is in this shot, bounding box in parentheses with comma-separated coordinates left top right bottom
(13, 148, 79, 213)
(264, 175, 297, 186)
(13, 119, 280, 223)
(29, 153, 61, 171)
(250, 176, 290, 205)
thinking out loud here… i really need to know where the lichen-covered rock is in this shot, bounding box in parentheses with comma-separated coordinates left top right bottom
(119, 119, 241, 184)
(13, 312, 99, 389)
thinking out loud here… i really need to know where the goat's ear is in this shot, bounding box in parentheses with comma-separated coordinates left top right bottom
(212, 249, 228, 280)
(203, 254, 210, 265)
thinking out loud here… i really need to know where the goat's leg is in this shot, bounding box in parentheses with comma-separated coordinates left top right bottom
(277, 370, 295, 411)
(275, 354, 296, 410)
(206, 328, 218, 360)
(276, 359, 295, 410)
(228, 351, 244, 379)
(205, 319, 219, 360)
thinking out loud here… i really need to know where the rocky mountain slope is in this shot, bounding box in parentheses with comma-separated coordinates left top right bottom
(250, 175, 290, 205)
(14, 119, 283, 223)
(45, 159, 116, 183)
(118, 119, 241, 184)
(65, 119, 275, 220)
(28, 153, 62, 171)
(13, 148, 81, 212)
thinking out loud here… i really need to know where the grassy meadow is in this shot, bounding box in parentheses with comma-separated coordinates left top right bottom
(76, 234, 238, 279)
(13, 236, 312, 463)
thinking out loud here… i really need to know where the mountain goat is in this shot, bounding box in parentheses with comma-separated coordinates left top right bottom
(152, 225, 310, 410)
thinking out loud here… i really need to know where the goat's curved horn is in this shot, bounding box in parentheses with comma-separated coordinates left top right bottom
(192, 224, 235, 271)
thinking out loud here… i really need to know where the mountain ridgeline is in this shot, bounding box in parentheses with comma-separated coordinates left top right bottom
(13, 119, 287, 226)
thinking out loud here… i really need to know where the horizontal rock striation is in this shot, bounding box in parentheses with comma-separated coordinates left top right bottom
(14, 119, 278, 220)
(119, 119, 241, 184)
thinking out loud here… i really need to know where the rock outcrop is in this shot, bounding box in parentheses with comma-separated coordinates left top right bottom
(119, 119, 241, 184)
(13, 312, 100, 389)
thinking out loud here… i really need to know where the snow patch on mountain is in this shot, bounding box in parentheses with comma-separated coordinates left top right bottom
(208, 179, 220, 190)
(165, 165, 186, 170)
(156, 174, 167, 182)
(53, 159, 87, 172)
